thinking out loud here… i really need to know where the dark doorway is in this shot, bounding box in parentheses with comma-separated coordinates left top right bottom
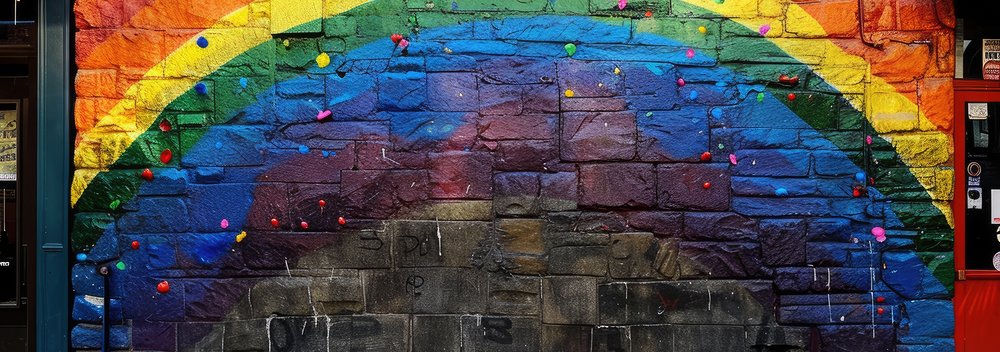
(0, 0, 37, 350)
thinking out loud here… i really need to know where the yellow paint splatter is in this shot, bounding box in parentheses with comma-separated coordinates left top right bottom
(564, 89, 575, 98)
(698, 26, 707, 34)
(316, 52, 331, 68)
(614, 66, 621, 75)
(235, 231, 247, 243)
(282, 39, 290, 47)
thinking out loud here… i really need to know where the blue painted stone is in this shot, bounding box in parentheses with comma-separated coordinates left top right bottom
(120, 235, 176, 271)
(733, 149, 811, 177)
(137, 169, 188, 196)
(71, 324, 130, 349)
(731, 177, 816, 197)
(377, 72, 427, 111)
(118, 198, 190, 233)
(298, 145, 310, 154)
(186, 184, 252, 233)
(899, 300, 954, 343)
(895, 341, 956, 352)
(183, 126, 265, 167)
(196, 36, 209, 48)
(75, 253, 87, 262)
(177, 233, 234, 267)
(806, 218, 853, 242)
(854, 171, 866, 183)
(426, 55, 477, 72)
(194, 83, 208, 95)
(72, 295, 123, 323)
(71, 264, 103, 296)
(774, 188, 788, 196)
(193, 167, 224, 184)
(883, 252, 950, 299)
(637, 106, 708, 162)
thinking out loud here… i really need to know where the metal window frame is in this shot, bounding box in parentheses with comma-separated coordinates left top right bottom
(36, 0, 71, 350)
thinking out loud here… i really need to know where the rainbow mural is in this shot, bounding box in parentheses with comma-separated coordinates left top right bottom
(71, 0, 955, 350)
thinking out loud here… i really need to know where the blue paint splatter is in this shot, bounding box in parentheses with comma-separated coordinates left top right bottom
(688, 90, 698, 100)
(775, 188, 789, 196)
(196, 36, 209, 48)
(76, 253, 87, 262)
(711, 108, 722, 119)
(239, 77, 249, 89)
(855, 172, 866, 183)
(195, 83, 209, 95)
(298, 145, 310, 154)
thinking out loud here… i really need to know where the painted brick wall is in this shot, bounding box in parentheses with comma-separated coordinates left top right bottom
(71, 0, 955, 350)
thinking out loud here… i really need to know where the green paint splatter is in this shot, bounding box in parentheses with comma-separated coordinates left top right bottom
(116, 261, 126, 270)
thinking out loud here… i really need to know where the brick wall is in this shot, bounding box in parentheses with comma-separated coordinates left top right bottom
(71, 0, 955, 350)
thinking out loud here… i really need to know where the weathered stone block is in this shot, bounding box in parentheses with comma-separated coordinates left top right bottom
(494, 172, 541, 216)
(657, 164, 731, 211)
(223, 319, 268, 351)
(561, 111, 637, 161)
(630, 325, 747, 352)
(622, 280, 772, 325)
(412, 315, 461, 352)
(461, 316, 540, 352)
(498, 219, 545, 255)
(267, 316, 328, 351)
(548, 246, 608, 276)
(479, 114, 556, 140)
(310, 275, 364, 315)
(328, 315, 410, 352)
(609, 232, 663, 279)
(363, 268, 487, 314)
(760, 219, 807, 266)
(541, 324, 591, 352)
(249, 277, 313, 317)
(391, 220, 488, 268)
(542, 276, 597, 325)
(540, 172, 578, 211)
(580, 163, 656, 208)
(426, 72, 479, 111)
(489, 275, 540, 316)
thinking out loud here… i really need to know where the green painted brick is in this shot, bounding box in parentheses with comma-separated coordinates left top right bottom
(71, 213, 115, 252)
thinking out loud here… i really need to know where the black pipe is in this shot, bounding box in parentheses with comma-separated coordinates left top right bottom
(97, 265, 110, 352)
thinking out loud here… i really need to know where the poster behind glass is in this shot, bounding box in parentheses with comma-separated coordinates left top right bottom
(0, 101, 16, 307)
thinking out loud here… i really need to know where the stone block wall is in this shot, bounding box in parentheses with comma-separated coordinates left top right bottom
(71, 0, 955, 350)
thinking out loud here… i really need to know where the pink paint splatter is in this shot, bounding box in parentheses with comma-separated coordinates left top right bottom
(866, 135, 872, 145)
(398, 39, 410, 49)
(316, 110, 332, 121)
(685, 48, 695, 59)
(220, 219, 229, 229)
(872, 226, 886, 242)
(729, 154, 738, 165)
(676, 78, 685, 87)
(759, 24, 771, 36)
(618, 0, 627, 10)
